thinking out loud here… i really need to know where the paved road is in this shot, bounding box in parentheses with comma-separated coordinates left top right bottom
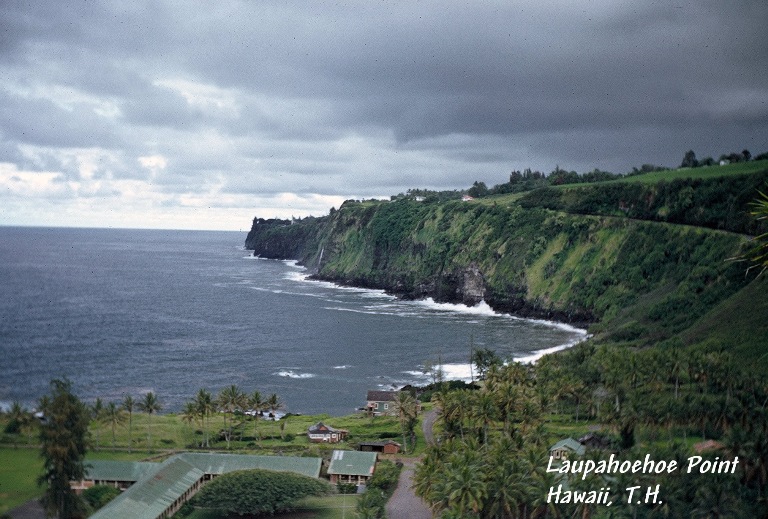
(421, 409, 437, 446)
(7, 499, 45, 519)
(385, 459, 433, 519)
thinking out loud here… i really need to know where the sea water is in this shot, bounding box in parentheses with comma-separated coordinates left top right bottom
(0, 226, 585, 416)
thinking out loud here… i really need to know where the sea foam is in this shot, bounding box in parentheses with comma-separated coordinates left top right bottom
(273, 370, 316, 379)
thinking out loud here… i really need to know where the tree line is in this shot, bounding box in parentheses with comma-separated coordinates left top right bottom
(3, 384, 285, 453)
(467, 147, 768, 199)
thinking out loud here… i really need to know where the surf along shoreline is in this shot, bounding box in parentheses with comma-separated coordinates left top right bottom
(277, 257, 590, 373)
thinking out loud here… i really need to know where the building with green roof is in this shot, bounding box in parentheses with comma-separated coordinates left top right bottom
(327, 450, 377, 486)
(550, 437, 586, 460)
(179, 452, 321, 479)
(87, 452, 322, 519)
(71, 460, 159, 492)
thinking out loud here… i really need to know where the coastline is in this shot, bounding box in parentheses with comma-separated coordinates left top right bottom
(282, 258, 590, 370)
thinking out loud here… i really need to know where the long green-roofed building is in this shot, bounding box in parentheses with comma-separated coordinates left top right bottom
(87, 452, 322, 519)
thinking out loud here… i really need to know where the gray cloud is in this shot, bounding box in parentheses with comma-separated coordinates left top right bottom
(1, 0, 766, 229)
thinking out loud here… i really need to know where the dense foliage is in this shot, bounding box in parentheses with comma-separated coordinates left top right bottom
(81, 485, 121, 511)
(356, 460, 402, 519)
(517, 170, 768, 234)
(415, 348, 768, 518)
(190, 469, 330, 516)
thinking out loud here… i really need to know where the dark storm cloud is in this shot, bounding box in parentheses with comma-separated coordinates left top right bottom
(1, 0, 767, 228)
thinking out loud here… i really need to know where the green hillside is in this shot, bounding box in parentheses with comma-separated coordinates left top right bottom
(246, 164, 767, 370)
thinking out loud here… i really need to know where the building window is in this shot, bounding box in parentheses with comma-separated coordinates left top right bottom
(383, 403, 388, 410)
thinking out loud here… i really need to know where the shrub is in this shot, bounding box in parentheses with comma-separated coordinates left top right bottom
(190, 469, 331, 516)
(81, 485, 121, 510)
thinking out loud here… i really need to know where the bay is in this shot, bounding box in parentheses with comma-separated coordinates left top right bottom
(0, 226, 585, 416)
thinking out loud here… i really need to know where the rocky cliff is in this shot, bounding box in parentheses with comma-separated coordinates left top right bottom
(246, 189, 760, 350)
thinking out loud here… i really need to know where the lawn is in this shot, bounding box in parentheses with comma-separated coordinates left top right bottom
(0, 447, 151, 514)
(0, 447, 42, 514)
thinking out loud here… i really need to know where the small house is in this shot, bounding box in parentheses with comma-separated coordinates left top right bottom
(358, 440, 402, 455)
(327, 450, 377, 486)
(366, 390, 398, 416)
(307, 422, 348, 443)
(462, 195, 474, 202)
(549, 438, 585, 460)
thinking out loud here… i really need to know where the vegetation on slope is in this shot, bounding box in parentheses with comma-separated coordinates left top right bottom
(246, 163, 766, 357)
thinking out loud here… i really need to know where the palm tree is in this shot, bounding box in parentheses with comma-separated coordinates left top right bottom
(249, 390, 265, 442)
(181, 401, 200, 447)
(103, 402, 126, 450)
(91, 398, 104, 451)
(195, 389, 214, 448)
(266, 393, 283, 418)
(494, 381, 519, 435)
(392, 392, 419, 453)
(7, 401, 34, 448)
(217, 385, 247, 448)
(471, 391, 497, 445)
(122, 395, 135, 453)
(137, 391, 161, 453)
(442, 449, 487, 517)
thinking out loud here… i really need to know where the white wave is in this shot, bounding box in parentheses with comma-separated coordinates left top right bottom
(273, 370, 316, 379)
(333, 365, 351, 369)
(507, 314, 589, 335)
(415, 298, 500, 317)
(287, 273, 391, 297)
(401, 362, 475, 383)
(513, 334, 591, 364)
(282, 260, 304, 269)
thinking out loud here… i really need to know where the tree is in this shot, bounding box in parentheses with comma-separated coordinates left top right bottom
(392, 392, 419, 452)
(470, 347, 501, 381)
(195, 389, 215, 448)
(217, 385, 246, 449)
(248, 390, 265, 443)
(90, 398, 104, 451)
(191, 469, 330, 516)
(103, 402, 125, 450)
(137, 392, 161, 453)
(266, 393, 283, 418)
(38, 378, 90, 519)
(181, 401, 200, 447)
(681, 149, 698, 168)
(122, 396, 135, 453)
(6, 401, 35, 447)
(467, 181, 489, 198)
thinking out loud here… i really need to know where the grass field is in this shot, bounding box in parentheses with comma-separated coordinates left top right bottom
(0, 447, 42, 514)
(8, 408, 419, 457)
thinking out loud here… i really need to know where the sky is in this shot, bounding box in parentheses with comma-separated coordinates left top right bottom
(1, 1, 767, 231)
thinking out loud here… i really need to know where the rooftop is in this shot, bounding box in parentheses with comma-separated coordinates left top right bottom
(327, 450, 377, 477)
(88, 452, 322, 519)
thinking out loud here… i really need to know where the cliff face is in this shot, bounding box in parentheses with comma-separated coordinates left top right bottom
(245, 196, 753, 346)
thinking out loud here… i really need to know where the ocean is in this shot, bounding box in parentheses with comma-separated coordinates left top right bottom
(0, 226, 586, 416)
